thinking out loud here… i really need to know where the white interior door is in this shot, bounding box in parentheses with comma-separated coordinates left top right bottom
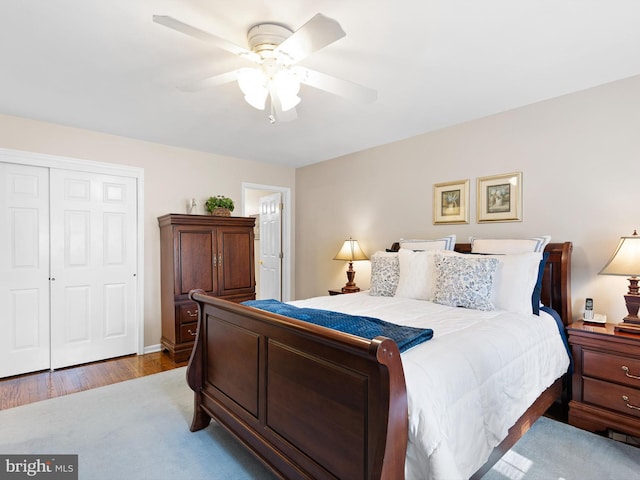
(0, 163, 51, 377)
(259, 192, 282, 300)
(49, 169, 138, 369)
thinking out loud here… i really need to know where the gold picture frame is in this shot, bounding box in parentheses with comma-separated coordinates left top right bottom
(433, 179, 469, 224)
(477, 172, 522, 223)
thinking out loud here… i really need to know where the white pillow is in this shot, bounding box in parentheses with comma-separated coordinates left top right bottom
(470, 236, 550, 254)
(400, 234, 456, 251)
(394, 249, 436, 300)
(480, 251, 543, 315)
(394, 248, 458, 300)
(369, 251, 399, 297)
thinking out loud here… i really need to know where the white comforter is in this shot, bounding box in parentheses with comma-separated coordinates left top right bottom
(290, 292, 570, 480)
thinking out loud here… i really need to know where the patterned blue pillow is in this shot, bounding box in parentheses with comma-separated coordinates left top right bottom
(433, 254, 499, 311)
(369, 252, 400, 297)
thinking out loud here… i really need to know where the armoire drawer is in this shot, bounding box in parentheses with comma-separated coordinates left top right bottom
(583, 349, 640, 388)
(177, 302, 200, 324)
(179, 322, 198, 343)
(583, 377, 640, 419)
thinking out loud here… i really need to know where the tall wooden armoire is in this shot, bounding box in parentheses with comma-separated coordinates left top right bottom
(158, 214, 256, 362)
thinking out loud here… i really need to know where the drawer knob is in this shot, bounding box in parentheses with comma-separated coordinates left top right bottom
(187, 329, 197, 337)
(621, 365, 640, 380)
(622, 395, 640, 411)
(186, 309, 199, 317)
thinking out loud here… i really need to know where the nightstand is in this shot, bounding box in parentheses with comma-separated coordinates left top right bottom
(567, 320, 640, 438)
(328, 289, 359, 295)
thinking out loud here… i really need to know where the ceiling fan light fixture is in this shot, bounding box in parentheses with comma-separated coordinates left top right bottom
(273, 70, 301, 111)
(244, 91, 268, 110)
(278, 93, 301, 112)
(154, 13, 377, 121)
(237, 68, 268, 110)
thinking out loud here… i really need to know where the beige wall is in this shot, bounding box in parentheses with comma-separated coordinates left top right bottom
(2, 72, 638, 351)
(295, 74, 640, 324)
(0, 114, 296, 348)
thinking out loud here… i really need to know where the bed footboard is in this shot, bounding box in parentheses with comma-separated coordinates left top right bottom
(186, 290, 408, 480)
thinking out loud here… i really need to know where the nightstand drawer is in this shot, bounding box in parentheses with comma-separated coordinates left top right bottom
(583, 377, 640, 419)
(583, 350, 640, 388)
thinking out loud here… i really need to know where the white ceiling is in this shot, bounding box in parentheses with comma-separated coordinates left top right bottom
(1, 1, 639, 168)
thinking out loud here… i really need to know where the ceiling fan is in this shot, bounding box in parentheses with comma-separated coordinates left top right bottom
(152, 13, 377, 123)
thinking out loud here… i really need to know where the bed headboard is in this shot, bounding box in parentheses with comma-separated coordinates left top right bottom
(389, 242, 573, 325)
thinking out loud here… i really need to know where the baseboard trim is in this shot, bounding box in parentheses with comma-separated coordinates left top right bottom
(143, 344, 162, 354)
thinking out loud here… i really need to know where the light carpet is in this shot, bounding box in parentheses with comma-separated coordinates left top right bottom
(0, 367, 277, 480)
(0, 368, 637, 479)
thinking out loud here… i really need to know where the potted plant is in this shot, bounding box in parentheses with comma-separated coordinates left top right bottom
(205, 195, 235, 216)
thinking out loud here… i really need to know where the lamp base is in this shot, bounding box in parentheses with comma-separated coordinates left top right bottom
(623, 293, 640, 325)
(614, 323, 640, 334)
(340, 261, 360, 293)
(341, 285, 361, 293)
(622, 316, 640, 325)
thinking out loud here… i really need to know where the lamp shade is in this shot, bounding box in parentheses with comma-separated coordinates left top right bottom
(237, 66, 301, 113)
(599, 230, 640, 276)
(333, 238, 368, 262)
(599, 230, 640, 326)
(237, 68, 268, 110)
(273, 70, 301, 112)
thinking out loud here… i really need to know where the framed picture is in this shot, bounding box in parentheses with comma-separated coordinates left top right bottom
(433, 179, 469, 224)
(477, 172, 522, 223)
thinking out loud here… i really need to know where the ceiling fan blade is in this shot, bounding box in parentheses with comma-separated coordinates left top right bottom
(274, 13, 346, 64)
(294, 67, 377, 103)
(152, 15, 261, 63)
(178, 70, 240, 92)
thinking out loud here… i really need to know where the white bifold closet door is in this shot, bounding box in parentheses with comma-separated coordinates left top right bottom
(49, 169, 137, 370)
(0, 163, 138, 377)
(0, 163, 51, 377)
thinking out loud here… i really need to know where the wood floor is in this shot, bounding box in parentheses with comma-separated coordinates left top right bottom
(0, 352, 186, 410)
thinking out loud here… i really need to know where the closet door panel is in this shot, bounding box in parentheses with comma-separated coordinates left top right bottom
(50, 169, 137, 369)
(0, 163, 50, 378)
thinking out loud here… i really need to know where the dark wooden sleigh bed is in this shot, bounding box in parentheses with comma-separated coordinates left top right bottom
(186, 242, 573, 479)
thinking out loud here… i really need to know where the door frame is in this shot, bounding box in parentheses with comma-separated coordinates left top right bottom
(241, 182, 292, 302)
(0, 148, 145, 355)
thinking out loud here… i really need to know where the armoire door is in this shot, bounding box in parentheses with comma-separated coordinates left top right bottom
(0, 163, 51, 378)
(217, 225, 255, 297)
(175, 226, 217, 298)
(49, 169, 138, 369)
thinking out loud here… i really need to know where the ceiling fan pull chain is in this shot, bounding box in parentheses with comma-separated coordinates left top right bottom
(269, 100, 276, 124)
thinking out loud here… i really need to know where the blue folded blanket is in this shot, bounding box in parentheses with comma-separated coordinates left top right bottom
(242, 299, 433, 353)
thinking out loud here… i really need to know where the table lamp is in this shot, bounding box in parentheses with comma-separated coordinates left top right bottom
(599, 230, 640, 325)
(333, 237, 368, 293)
